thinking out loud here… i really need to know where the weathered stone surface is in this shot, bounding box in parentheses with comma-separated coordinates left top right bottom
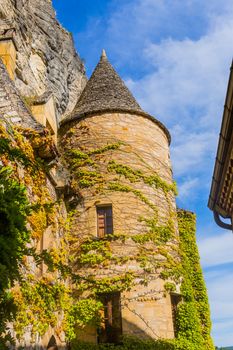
(59, 111, 179, 341)
(0, 0, 87, 119)
(0, 59, 44, 131)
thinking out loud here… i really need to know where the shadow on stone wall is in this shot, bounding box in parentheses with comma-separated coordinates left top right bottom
(13, 318, 160, 349)
(122, 317, 155, 340)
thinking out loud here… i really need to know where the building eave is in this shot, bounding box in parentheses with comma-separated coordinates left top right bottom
(208, 61, 233, 225)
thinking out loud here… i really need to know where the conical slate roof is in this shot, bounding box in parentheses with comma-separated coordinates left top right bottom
(63, 50, 145, 122)
(62, 51, 171, 144)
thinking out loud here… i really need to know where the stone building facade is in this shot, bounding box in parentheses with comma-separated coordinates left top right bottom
(0, 2, 214, 349)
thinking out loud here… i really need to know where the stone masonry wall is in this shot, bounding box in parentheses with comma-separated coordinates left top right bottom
(59, 112, 180, 341)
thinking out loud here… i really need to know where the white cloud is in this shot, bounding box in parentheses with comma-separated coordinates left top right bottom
(178, 177, 199, 201)
(170, 128, 216, 176)
(204, 270, 233, 346)
(124, 4, 233, 220)
(198, 231, 233, 268)
(212, 317, 233, 347)
(106, 0, 233, 68)
(132, 17, 233, 128)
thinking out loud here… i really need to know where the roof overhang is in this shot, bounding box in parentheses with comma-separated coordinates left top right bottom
(208, 61, 233, 229)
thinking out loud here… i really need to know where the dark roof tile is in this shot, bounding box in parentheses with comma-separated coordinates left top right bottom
(62, 51, 171, 144)
(63, 50, 144, 122)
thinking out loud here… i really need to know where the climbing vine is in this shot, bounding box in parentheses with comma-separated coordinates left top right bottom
(0, 120, 61, 347)
(58, 125, 214, 350)
(0, 118, 214, 350)
(60, 137, 181, 295)
(107, 160, 177, 194)
(71, 336, 175, 350)
(0, 166, 30, 348)
(176, 210, 214, 350)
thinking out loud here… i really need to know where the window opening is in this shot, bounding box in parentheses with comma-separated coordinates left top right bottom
(97, 292, 122, 344)
(97, 205, 113, 237)
(170, 293, 182, 336)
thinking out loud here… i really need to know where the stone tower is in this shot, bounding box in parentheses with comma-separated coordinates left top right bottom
(59, 51, 180, 343)
(0, 2, 214, 348)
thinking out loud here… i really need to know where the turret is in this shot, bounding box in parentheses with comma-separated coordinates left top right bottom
(59, 51, 180, 343)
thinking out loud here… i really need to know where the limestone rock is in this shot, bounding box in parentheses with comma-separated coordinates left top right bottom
(0, 0, 87, 120)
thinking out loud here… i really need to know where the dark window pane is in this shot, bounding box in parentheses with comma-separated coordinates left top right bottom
(97, 205, 113, 237)
(98, 292, 122, 344)
(170, 294, 182, 337)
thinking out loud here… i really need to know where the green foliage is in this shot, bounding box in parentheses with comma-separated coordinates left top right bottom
(164, 282, 176, 292)
(107, 160, 177, 195)
(176, 302, 204, 347)
(132, 216, 175, 245)
(0, 291, 17, 349)
(75, 169, 103, 188)
(65, 143, 177, 205)
(87, 142, 123, 155)
(107, 160, 143, 182)
(0, 167, 30, 289)
(13, 280, 103, 341)
(177, 210, 214, 350)
(89, 273, 134, 294)
(13, 279, 69, 337)
(107, 182, 157, 210)
(76, 239, 112, 267)
(65, 143, 124, 189)
(60, 139, 214, 349)
(65, 299, 103, 340)
(66, 142, 123, 170)
(0, 121, 213, 350)
(0, 166, 30, 348)
(0, 137, 31, 166)
(65, 149, 95, 169)
(71, 336, 175, 350)
(0, 122, 59, 346)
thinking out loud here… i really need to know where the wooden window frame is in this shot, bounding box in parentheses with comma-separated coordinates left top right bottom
(96, 205, 113, 238)
(97, 291, 122, 344)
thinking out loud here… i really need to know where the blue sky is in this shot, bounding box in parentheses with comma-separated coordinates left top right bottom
(53, 0, 233, 346)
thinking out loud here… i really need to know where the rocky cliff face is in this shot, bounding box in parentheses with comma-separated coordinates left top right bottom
(0, 0, 86, 120)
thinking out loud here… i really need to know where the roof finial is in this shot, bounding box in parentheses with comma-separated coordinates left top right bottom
(101, 49, 107, 60)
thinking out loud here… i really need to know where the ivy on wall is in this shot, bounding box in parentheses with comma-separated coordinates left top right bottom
(0, 123, 31, 348)
(0, 120, 61, 347)
(0, 119, 214, 350)
(71, 336, 175, 350)
(60, 136, 181, 298)
(0, 166, 30, 348)
(176, 210, 214, 350)
(59, 126, 214, 350)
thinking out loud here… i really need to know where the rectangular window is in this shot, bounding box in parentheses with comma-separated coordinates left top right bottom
(97, 205, 113, 237)
(170, 293, 182, 336)
(98, 292, 122, 344)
